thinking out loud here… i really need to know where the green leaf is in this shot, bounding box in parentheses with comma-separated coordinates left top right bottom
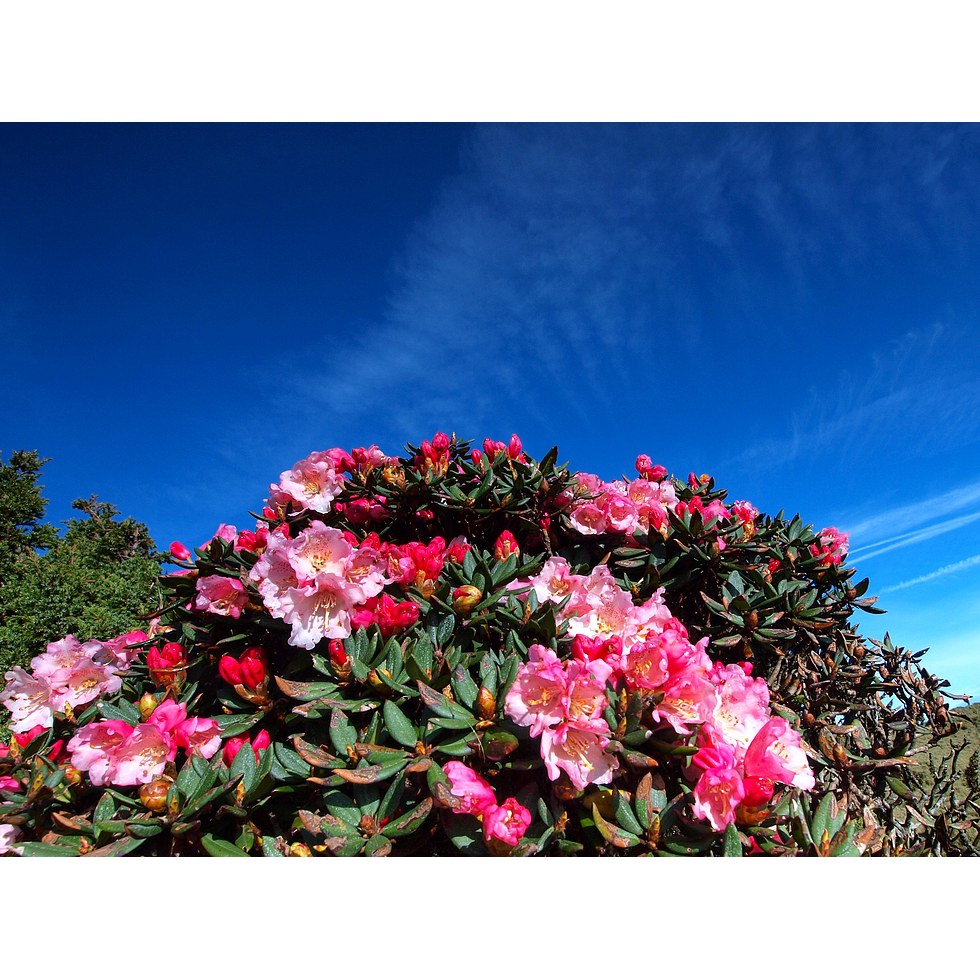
(18, 841, 83, 857)
(417, 681, 476, 722)
(229, 740, 258, 794)
(329, 708, 358, 758)
(380, 797, 433, 838)
(383, 700, 419, 748)
(591, 804, 641, 849)
(200, 834, 250, 857)
(722, 822, 742, 857)
(362, 834, 393, 856)
(93, 791, 116, 825)
(611, 790, 644, 837)
(271, 742, 312, 778)
(450, 665, 480, 709)
(216, 712, 266, 738)
(82, 836, 147, 857)
(99, 699, 140, 726)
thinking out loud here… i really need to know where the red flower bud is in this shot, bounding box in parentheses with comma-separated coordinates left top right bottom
(147, 643, 186, 687)
(328, 639, 349, 668)
(170, 541, 191, 561)
(218, 655, 244, 686)
(239, 647, 268, 688)
(494, 530, 520, 562)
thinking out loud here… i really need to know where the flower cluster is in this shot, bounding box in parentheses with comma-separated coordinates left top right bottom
(565, 468, 678, 537)
(67, 699, 221, 787)
(1, 632, 146, 733)
(249, 521, 390, 648)
(690, 662, 815, 830)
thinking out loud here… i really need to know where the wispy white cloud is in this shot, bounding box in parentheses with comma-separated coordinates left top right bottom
(849, 509, 980, 562)
(846, 479, 980, 543)
(885, 553, 980, 593)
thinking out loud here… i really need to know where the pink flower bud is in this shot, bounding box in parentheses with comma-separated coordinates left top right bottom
(170, 541, 191, 561)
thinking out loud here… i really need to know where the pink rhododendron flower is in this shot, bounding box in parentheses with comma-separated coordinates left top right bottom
(148, 699, 188, 739)
(743, 717, 815, 791)
(52, 657, 122, 711)
(623, 638, 670, 691)
(443, 761, 498, 816)
(30, 634, 86, 680)
(280, 575, 355, 648)
(539, 723, 619, 791)
(706, 661, 771, 760)
(504, 645, 568, 737)
(529, 556, 575, 604)
(692, 765, 746, 832)
(195, 575, 248, 618)
(174, 717, 222, 759)
(561, 659, 613, 733)
(483, 797, 532, 847)
(105, 723, 171, 785)
(103, 630, 149, 668)
(1, 668, 55, 733)
(66, 720, 135, 786)
(569, 501, 607, 535)
(273, 452, 347, 514)
(286, 521, 352, 581)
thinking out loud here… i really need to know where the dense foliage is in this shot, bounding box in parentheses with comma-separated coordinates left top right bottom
(0, 452, 162, 682)
(1, 435, 973, 856)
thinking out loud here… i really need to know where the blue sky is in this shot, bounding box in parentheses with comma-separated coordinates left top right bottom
(3, 122, 979, 699)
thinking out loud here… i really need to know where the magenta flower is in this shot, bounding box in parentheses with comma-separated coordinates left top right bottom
(443, 761, 497, 816)
(195, 575, 248, 618)
(692, 765, 746, 832)
(483, 798, 532, 847)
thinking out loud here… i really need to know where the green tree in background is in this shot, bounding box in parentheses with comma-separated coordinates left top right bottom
(0, 451, 162, 679)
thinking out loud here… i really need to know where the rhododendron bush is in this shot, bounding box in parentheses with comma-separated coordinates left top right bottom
(0, 435, 967, 856)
